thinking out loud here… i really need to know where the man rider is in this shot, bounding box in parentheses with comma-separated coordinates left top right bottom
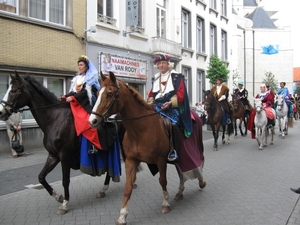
(234, 81, 251, 116)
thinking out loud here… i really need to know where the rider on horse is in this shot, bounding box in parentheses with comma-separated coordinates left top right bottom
(276, 82, 293, 118)
(256, 84, 275, 128)
(211, 77, 232, 124)
(233, 81, 251, 116)
(147, 54, 193, 161)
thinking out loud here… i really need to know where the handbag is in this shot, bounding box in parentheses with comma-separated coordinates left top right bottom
(11, 131, 24, 153)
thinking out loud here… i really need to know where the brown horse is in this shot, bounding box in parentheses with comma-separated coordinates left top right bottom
(0, 72, 123, 215)
(231, 93, 248, 138)
(89, 72, 206, 225)
(203, 90, 233, 151)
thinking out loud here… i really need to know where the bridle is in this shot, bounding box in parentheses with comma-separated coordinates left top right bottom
(91, 81, 120, 122)
(0, 84, 24, 113)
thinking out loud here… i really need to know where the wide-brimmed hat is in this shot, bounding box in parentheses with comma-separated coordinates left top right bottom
(238, 81, 244, 86)
(153, 54, 171, 63)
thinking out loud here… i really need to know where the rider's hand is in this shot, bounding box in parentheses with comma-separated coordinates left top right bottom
(162, 101, 172, 110)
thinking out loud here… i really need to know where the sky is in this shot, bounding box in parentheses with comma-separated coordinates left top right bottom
(259, 0, 300, 67)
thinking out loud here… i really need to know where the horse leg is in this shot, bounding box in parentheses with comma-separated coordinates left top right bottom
(57, 158, 72, 215)
(234, 119, 238, 138)
(222, 125, 226, 144)
(238, 119, 243, 136)
(244, 118, 248, 136)
(38, 155, 63, 203)
(263, 127, 268, 147)
(97, 172, 111, 198)
(212, 127, 219, 151)
(116, 160, 139, 225)
(270, 126, 274, 145)
(255, 128, 263, 150)
(174, 172, 185, 200)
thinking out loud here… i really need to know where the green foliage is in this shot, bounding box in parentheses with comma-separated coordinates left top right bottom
(206, 54, 230, 84)
(262, 71, 278, 92)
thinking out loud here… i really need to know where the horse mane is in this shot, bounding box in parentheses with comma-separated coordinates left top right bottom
(120, 80, 154, 111)
(24, 75, 60, 103)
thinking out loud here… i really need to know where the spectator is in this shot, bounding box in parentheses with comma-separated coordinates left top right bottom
(6, 112, 25, 158)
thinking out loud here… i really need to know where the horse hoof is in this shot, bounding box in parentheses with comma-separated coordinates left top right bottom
(282, 136, 285, 139)
(133, 183, 138, 189)
(263, 144, 267, 147)
(174, 193, 183, 200)
(199, 181, 206, 189)
(57, 208, 67, 215)
(162, 205, 171, 213)
(213, 148, 218, 151)
(116, 221, 126, 225)
(259, 147, 263, 150)
(97, 192, 106, 198)
(56, 194, 64, 203)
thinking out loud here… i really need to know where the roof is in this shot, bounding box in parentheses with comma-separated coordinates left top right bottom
(246, 7, 277, 28)
(294, 68, 300, 81)
(243, 0, 257, 6)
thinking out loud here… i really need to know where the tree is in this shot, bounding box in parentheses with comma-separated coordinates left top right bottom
(262, 71, 278, 92)
(206, 54, 230, 84)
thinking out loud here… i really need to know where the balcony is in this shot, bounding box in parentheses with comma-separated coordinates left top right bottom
(151, 37, 182, 59)
(97, 14, 117, 26)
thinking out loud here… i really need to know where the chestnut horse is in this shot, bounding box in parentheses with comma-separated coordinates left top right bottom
(203, 90, 233, 151)
(89, 72, 206, 225)
(0, 73, 123, 215)
(231, 93, 248, 138)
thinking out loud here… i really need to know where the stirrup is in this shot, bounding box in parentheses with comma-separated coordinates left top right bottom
(88, 145, 98, 154)
(226, 118, 231, 124)
(167, 149, 178, 162)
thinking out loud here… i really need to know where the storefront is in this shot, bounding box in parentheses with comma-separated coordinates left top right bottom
(86, 43, 155, 99)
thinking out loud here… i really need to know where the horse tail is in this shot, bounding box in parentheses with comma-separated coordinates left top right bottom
(227, 122, 234, 135)
(288, 117, 294, 128)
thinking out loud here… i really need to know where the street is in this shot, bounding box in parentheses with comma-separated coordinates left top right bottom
(0, 122, 300, 225)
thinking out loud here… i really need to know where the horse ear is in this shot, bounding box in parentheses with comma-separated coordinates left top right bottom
(100, 71, 107, 81)
(109, 71, 116, 83)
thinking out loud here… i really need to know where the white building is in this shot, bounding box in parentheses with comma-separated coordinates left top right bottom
(85, 0, 234, 105)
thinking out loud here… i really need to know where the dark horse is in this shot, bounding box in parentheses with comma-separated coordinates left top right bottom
(231, 93, 248, 138)
(0, 73, 123, 215)
(89, 72, 206, 225)
(203, 90, 233, 151)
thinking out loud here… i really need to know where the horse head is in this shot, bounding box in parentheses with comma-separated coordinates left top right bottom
(276, 94, 284, 111)
(0, 72, 28, 121)
(89, 71, 123, 128)
(253, 98, 263, 114)
(203, 90, 217, 111)
(231, 93, 239, 110)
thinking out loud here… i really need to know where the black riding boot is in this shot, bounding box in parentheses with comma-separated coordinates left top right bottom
(168, 123, 179, 161)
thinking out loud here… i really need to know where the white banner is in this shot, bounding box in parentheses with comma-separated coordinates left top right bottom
(100, 54, 147, 80)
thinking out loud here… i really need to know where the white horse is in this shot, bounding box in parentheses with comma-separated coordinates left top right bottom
(276, 94, 289, 138)
(253, 98, 275, 150)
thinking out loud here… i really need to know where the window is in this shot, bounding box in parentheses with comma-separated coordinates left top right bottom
(97, 0, 116, 25)
(0, 0, 17, 13)
(221, 0, 227, 16)
(210, 24, 217, 55)
(197, 70, 206, 103)
(29, 0, 66, 25)
(137, 0, 143, 27)
(0, 74, 64, 120)
(156, 1, 166, 38)
(182, 67, 192, 105)
(196, 17, 205, 53)
(209, 0, 216, 10)
(182, 9, 191, 48)
(221, 30, 227, 60)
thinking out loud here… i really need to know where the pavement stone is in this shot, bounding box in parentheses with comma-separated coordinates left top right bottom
(0, 124, 300, 224)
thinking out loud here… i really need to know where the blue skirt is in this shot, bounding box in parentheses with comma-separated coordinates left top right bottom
(79, 134, 121, 182)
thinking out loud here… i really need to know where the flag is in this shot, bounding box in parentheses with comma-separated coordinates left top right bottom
(261, 45, 279, 55)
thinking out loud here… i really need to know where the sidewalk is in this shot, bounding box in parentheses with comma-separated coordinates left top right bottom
(0, 125, 300, 225)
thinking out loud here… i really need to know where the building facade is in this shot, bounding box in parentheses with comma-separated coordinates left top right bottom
(0, 0, 87, 152)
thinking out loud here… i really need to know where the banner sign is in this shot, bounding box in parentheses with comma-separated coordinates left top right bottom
(100, 53, 147, 80)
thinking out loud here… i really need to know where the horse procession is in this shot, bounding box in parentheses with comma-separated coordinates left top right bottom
(0, 59, 299, 224)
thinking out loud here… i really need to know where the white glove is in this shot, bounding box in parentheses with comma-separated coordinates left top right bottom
(218, 95, 226, 101)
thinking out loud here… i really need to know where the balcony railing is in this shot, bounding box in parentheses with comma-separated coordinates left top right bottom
(97, 14, 117, 26)
(151, 37, 182, 58)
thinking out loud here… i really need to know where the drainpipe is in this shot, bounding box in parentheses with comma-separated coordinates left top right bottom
(252, 30, 255, 95)
(243, 30, 246, 88)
